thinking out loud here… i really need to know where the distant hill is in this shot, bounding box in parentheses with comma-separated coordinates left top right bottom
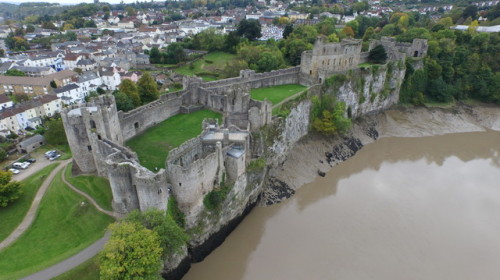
(0, 2, 69, 21)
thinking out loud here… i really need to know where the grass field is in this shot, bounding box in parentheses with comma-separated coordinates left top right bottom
(175, 52, 236, 81)
(64, 164, 113, 211)
(250, 84, 307, 105)
(0, 170, 114, 280)
(126, 109, 222, 171)
(51, 256, 100, 280)
(0, 163, 59, 242)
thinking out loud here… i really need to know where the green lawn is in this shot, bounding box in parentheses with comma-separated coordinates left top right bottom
(0, 170, 114, 280)
(250, 84, 307, 105)
(126, 109, 222, 171)
(175, 52, 236, 81)
(64, 164, 113, 211)
(0, 163, 59, 242)
(51, 256, 100, 280)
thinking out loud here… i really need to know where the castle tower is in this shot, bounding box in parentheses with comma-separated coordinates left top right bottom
(61, 95, 123, 173)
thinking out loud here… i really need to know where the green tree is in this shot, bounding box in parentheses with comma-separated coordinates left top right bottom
(113, 91, 135, 112)
(5, 69, 26, 76)
(0, 148, 7, 161)
(368, 45, 387, 64)
(124, 210, 188, 259)
(119, 79, 141, 107)
(236, 19, 262, 41)
(256, 51, 284, 72)
(223, 59, 248, 78)
(0, 49, 4, 58)
(100, 222, 163, 280)
(0, 170, 22, 207)
(191, 28, 225, 51)
(164, 43, 185, 64)
(283, 24, 293, 39)
(149, 46, 161, 64)
(282, 38, 312, 66)
(311, 96, 351, 135)
(137, 73, 159, 104)
(26, 24, 35, 33)
(44, 119, 68, 146)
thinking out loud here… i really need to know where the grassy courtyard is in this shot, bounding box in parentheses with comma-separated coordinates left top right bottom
(174, 52, 236, 81)
(126, 109, 222, 171)
(250, 84, 307, 105)
(0, 163, 59, 242)
(64, 164, 114, 211)
(0, 170, 114, 280)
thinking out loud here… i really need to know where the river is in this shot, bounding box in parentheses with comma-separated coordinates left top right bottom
(183, 131, 500, 280)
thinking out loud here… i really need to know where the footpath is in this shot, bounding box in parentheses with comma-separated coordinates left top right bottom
(0, 159, 119, 280)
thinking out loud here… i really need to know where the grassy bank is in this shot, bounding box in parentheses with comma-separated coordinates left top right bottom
(126, 109, 222, 171)
(0, 170, 114, 280)
(0, 163, 59, 242)
(250, 84, 307, 105)
(51, 256, 100, 280)
(174, 52, 236, 81)
(64, 164, 113, 211)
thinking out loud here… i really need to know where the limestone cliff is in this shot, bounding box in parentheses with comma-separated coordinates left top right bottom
(326, 61, 406, 118)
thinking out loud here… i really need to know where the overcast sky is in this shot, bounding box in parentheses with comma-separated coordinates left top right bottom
(3, 0, 148, 4)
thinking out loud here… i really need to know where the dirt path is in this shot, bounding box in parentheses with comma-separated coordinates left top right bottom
(61, 164, 120, 219)
(0, 159, 71, 251)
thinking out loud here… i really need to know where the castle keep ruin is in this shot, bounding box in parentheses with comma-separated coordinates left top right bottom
(62, 37, 428, 224)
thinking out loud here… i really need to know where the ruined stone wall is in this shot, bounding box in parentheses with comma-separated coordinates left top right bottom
(168, 147, 221, 226)
(300, 38, 363, 82)
(119, 90, 185, 141)
(331, 62, 406, 118)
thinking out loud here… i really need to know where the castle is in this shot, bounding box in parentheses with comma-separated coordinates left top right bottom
(61, 36, 428, 225)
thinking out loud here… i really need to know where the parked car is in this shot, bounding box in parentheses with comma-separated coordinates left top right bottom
(27, 158, 36, 163)
(49, 154, 61, 161)
(9, 168, 20, 174)
(45, 150, 57, 158)
(13, 162, 30, 169)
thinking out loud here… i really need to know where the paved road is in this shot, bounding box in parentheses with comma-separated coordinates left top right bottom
(0, 160, 71, 251)
(21, 231, 110, 280)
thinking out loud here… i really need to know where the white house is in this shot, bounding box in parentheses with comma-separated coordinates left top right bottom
(100, 70, 121, 91)
(55, 84, 85, 104)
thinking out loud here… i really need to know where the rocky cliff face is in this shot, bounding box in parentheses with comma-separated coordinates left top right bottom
(270, 99, 312, 164)
(331, 62, 406, 118)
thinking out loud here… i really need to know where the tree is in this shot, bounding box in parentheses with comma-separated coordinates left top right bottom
(113, 91, 135, 112)
(124, 210, 188, 259)
(119, 79, 141, 107)
(283, 24, 293, 39)
(41, 21, 57, 30)
(368, 45, 387, 64)
(256, 51, 284, 72)
(0, 170, 22, 207)
(137, 73, 159, 104)
(311, 96, 352, 135)
(341, 26, 355, 38)
(44, 119, 68, 146)
(462, 5, 478, 20)
(0, 49, 4, 58)
(149, 46, 161, 64)
(223, 59, 248, 78)
(0, 148, 7, 161)
(26, 24, 35, 33)
(5, 69, 26, 76)
(100, 222, 163, 280)
(164, 43, 185, 64)
(236, 19, 262, 41)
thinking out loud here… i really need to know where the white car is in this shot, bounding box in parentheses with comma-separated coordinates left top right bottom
(13, 162, 30, 169)
(9, 168, 20, 174)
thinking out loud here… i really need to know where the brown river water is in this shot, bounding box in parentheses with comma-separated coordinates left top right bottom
(183, 131, 500, 280)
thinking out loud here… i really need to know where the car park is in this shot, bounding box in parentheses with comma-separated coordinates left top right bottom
(9, 168, 20, 174)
